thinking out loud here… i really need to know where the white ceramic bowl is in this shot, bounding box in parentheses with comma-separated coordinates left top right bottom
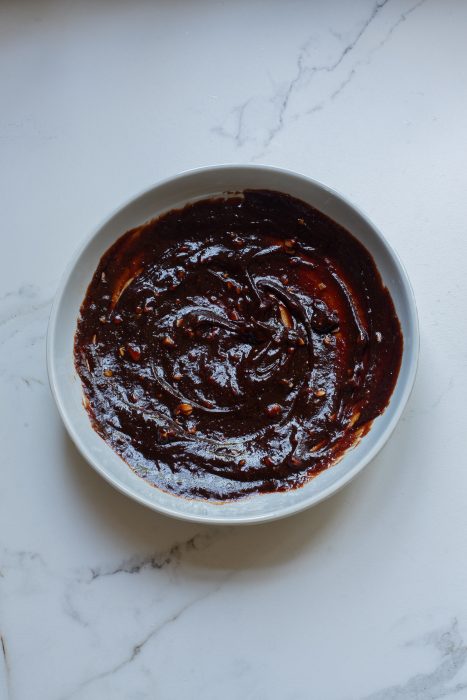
(47, 165, 419, 524)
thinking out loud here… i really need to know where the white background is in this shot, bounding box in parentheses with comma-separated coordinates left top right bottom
(2, 1, 467, 698)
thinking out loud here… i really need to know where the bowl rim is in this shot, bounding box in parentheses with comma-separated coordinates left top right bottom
(47, 163, 419, 525)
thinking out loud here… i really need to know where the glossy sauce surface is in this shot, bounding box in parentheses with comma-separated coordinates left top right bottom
(75, 190, 403, 500)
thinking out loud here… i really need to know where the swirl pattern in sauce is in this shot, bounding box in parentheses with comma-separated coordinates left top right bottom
(75, 190, 403, 500)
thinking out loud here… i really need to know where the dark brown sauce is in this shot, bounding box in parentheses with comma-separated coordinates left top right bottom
(75, 190, 403, 500)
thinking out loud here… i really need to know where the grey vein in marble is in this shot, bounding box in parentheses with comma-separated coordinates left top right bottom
(0, 548, 46, 579)
(0, 284, 51, 330)
(61, 577, 231, 700)
(86, 531, 216, 583)
(307, 0, 428, 118)
(1, 634, 11, 700)
(361, 619, 467, 700)
(213, 0, 428, 157)
(19, 376, 45, 388)
(262, 0, 393, 151)
(428, 376, 455, 413)
(213, 0, 390, 151)
(62, 589, 90, 630)
(214, 98, 253, 148)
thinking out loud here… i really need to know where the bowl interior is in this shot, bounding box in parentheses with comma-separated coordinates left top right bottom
(47, 165, 418, 524)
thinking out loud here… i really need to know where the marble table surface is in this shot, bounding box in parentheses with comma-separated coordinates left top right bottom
(2, 1, 467, 698)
